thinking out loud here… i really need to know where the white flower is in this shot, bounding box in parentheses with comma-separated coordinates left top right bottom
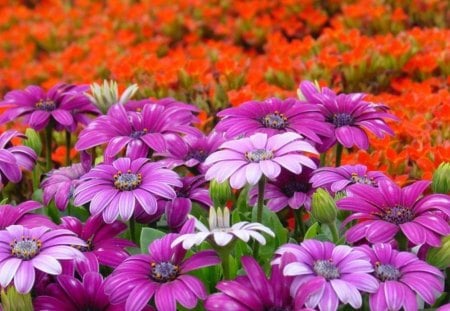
(85, 80, 138, 113)
(171, 207, 275, 249)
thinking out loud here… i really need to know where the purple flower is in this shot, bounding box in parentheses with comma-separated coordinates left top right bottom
(205, 132, 318, 189)
(0, 201, 56, 230)
(249, 166, 316, 212)
(75, 103, 201, 161)
(310, 164, 390, 193)
(0, 225, 85, 294)
(299, 80, 397, 150)
(337, 180, 450, 247)
(0, 83, 99, 131)
(358, 243, 444, 310)
(104, 231, 220, 311)
(274, 239, 378, 311)
(0, 130, 37, 189)
(215, 97, 332, 143)
(74, 157, 181, 223)
(60, 215, 134, 276)
(204, 256, 296, 311)
(158, 132, 225, 174)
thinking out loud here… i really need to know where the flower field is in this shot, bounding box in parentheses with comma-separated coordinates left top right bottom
(0, 0, 448, 310)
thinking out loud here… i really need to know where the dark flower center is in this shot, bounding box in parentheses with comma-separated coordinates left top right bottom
(267, 307, 292, 311)
(35, 99, 56, 111)
(130, 128, 148, 139)
(381, 206, 413, 225)
(375, 262, 400, 281)
(150, 262, 179, 282)
(11, 237, 41, 260)
(245, 149, 274, 162)
(283, 181, 309, 197)
(350, 173, 376, 186)
(114, 170, 142, 191)
(313, 259, 340, 280)
(186, 149, 208, 163)
(261, 111, 288, 129)
(329, 113, 354, 127)
(176, 187, 190, 198)
(74, 237, 93, 252)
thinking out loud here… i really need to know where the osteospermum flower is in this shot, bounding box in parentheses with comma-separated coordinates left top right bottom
(0, 201, 55, 230)
(0, 130, 37, 189)
(310, 164, 390, 193)
(337, 180, 450, 247)
(0, 83, 99, 131)
(0, 225, 85, 294)
(73, 157, 181, 223)
(171, 207, 275, 249)
(299, 80, 397, 150)
(274, 239, 378, 311)
(358, 243, 444, 310)
(205, 132, 318, 189)
(60, 215, 134, 275)
(104, 231, 220, 311)
(215, 97, 331, 143)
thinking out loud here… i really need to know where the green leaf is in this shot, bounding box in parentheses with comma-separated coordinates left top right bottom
(304, 222, 320, 240)
(140, 228, 166, 253)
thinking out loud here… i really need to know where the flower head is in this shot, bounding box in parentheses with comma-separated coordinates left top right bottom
(0, 130, 37, 189)
(358, 243, 444, 310)
(337, 180, 450, 247)
(74, 157, 181, 223)
(205, 132, 318, 189)
(0, 201, 55, 230)
(86, 80, 138, 114)
(0, 225, 85, 294)
(172, 207, 275, 249)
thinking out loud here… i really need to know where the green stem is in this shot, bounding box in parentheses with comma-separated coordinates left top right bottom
(45, 126, 53, 172)
(294, 209, 305, 241)
(65, 130, 71, 166)
(328, 221, 339, 243)
(253, 177, 266, 258)
(320, 152, 326, 167)
(397, 233, 408, 251)
(129, 218, 136, 244)
(335, 143, 343, 167)
(220, 251, 231, 280)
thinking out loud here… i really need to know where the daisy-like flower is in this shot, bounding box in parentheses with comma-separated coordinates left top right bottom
(310, 164, 390, 193)
(73, 157, 181, 223)
(358, 243, 444, 311)
(274, 239, 379, 311)
(0, 83, 99, 131)
(0, 130, 37, 189)
(60, 215, 134, 276)
(85, 80, 139, 114)
(75, 103, 201, 161)
(171, 207, 275, 249)
(337, 180, 450, 247)
(205, 132, 318, 189)
(215, 97, 331, 143)
(249, 166, 316, 211)
(299, 80, 397, 150)
(104, 230, 220, 311)
(0, 225, 85, 294)
(0, 201, 55, 230)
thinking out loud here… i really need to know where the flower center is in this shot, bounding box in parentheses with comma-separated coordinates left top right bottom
(176, 187, 190, 198)
(350, 173, 376, 186)
(74, 237, 93, 252)
(329, 113, 353, 127)
(113, 170, 142, 191)
(283, 181, 309, 197)
(375, 262, 400, 281)
(261, 111, 288, 129)
(35, 99, 56, 111)
(313, 259, 340, 280)
(267, 307, 292, 311)
(130, 128, 148, 139)
(185, 149, 208, 163)
(245, 149, 274, 162)
(10, 237, 41, 260)
(381, 206, 413, 225)
(150, 262, 179, 282)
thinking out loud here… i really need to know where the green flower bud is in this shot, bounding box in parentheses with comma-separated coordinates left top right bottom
(23, 128, 42, 156)
(85, 80, 138, 114)
(311, 188, 337, 225)
(209, 180, 233, 207)
(427, 235, 450, 269)
(1, 286, 33, 311)
(432, 162, 450, 194)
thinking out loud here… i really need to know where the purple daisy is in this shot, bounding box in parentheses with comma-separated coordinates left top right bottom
(104, 230, 220, 311)
(60, 215, 134, 276)
(73, 157, 181, 223)
(249, 166, 316, 212)
(358, 243, 444, 310)
(274, 239, 378, 311)
(204, 256, 297, 311)
(0, 130, 37, 189)
(337, 180, 450, 247)
(0, 83, 99, 131)
(0, 201, 56, 230)
(205, 132, 318, 189)
(310, 164, 390, 193)
(215, 97, 331, 143)
(299, 80, 397, 150)
(75, 103, 201, 161)
(0, 225, 85, 294)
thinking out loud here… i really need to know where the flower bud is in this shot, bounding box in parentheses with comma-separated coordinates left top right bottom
(23, 128, 42, 156)
(311, 188, 337, 224)
(209, 180, 233, 207)
(427, 235, 450, 269)
(432, 162, 450, 194)
(1, 286, 33, 311)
